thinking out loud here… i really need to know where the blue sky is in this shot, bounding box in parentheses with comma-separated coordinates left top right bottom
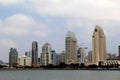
(0, 0, 120, 62)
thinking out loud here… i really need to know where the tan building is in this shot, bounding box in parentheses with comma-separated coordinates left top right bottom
(18, 55, 31, 67)
(92, 25, 106, 64)
(65, 31, 77, 64)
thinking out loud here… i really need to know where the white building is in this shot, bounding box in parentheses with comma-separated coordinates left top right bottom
(40, 43, 52, 66)
(18, 55, 31, 67)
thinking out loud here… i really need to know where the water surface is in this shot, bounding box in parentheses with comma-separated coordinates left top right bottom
(0, 70, 120, 80)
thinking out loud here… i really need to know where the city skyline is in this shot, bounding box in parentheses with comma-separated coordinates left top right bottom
(0, 0, 120, 62)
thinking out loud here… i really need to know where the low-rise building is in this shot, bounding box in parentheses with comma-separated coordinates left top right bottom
(18, 55, 31, 67)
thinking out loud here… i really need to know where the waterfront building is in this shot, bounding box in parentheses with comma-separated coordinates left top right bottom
(40, 43, 52, 66)
(51, 50, 57, 65)
(55, 54, 62, 65)
(77, 47, 87, 63)
(32, 41, 38, 66)
(92, 25, 106, 64)
(87, 51, 92, 62)
(9, 48, 18, 67)
(65, 31, 77, 64)
(18, 55, 31, 67)
(61, 51, 66, 63)
(118, 46, 120, 59)
(107, 53, 117, 60)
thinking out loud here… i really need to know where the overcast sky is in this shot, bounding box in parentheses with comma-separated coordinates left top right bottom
(0, 0, 120, 62)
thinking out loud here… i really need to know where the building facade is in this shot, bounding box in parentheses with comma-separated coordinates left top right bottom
(65, 31, 77, 64)
(92, 25, 106, 64)
(51, 50, 57, 65)
(32, 41, 38, 66)
(9, 48, 18, 67)
(40, 43, 52, 66)
(118, 46, 120, 58)
(87, 51, 92, 62)
(61, 51, 66, 63)
(77, 47, 87, 63)
(18, 55, 31, 67)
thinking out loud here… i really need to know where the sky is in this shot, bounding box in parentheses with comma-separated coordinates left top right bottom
(0, 0, 120, 62)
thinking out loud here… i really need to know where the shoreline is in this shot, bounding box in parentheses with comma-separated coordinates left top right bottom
(0, 68, 120, 71)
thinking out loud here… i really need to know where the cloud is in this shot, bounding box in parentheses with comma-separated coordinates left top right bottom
(0, 14, 31, 36)
(0, 39, 17, 48)
(1, 0, 120, 20)
(0, 14, 48, 36)
(0, 0, 25, 5)
(27, 0, 120, 20)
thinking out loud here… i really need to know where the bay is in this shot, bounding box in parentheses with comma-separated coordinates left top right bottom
(0, 70, 120, 80)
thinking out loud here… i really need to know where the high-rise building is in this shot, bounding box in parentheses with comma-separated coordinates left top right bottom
(40, 43, 52, 66)
(25, 51, 32, 58)
(92, 25, 106, 64)
(32, 41, 38, 65)
(51, 50, 56, 65)
(77, 47, 87, 63)
(9, 48, 18, 67)
(55, 54, 62, 65)
(87, 51, 92, 62)
(65, 31, 77, 64)
(118, 46, 120, 57)
(61, 51, 66, 63)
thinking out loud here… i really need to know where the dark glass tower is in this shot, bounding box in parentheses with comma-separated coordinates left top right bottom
(9, 48, 18, 67)
(32, 41, 38, 65)
(118, 46, 120, 57)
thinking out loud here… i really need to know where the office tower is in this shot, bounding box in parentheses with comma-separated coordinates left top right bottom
(61, 51, 66, 63)
(87, 51, 92, 62)
(92, 25, 106, 64)
(40, 43, 52, 66)
(118, 46, 120, 57)
(9, 48, 18, 67)
(51, 50, 57, 65)
(25, 51, 28, 56)
(25, 51, 32, 58)
(55, 54, 62, 65)
(77, 47, 87, 63)
(65, 31, 77, 64)
(32, 41, 38, 65)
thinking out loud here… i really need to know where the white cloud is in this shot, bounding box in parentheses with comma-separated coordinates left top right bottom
(0, 39, 17, 47)
(0, 14, 47, 37)
(1, 0, 120, 20)
(0, 0, 25, 5)
(27, 0, 120, 20)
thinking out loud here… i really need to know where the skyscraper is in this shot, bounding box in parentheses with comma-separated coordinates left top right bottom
(51, 50, 56, 65)
(77, 47, 87, 63)
(40, 43, 52, 66)
(65, 31, 77, 64)
(32, 41, 38, 65)
(9, 48, 18, 67)
(87, 51, 92, 62)
(92, 25, 106, 64)
(118, 46, 120, 57)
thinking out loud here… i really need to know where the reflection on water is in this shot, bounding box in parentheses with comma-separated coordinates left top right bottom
(0, 70, 120, 80)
